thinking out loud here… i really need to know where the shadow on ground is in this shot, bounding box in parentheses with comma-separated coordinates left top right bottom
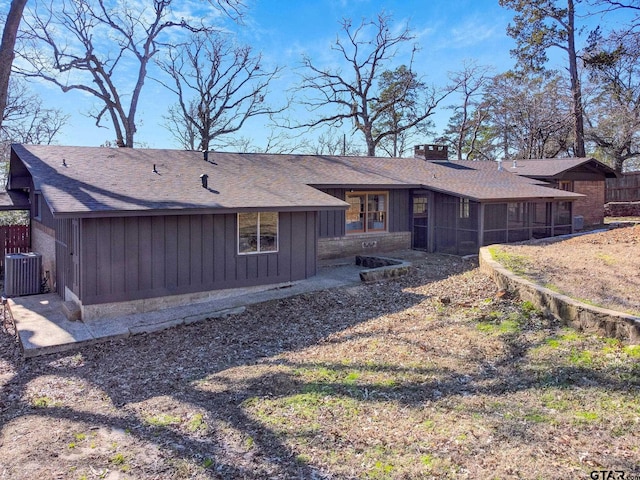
(0, 254, 638, 479)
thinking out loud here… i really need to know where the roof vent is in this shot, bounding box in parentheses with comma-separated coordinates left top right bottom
(202, 150, 217, 165)
(200, 174, 208, 189)
(497, 160, 503, 171)
(62, 158, 67, 167)
(152, 164, 158, 174)
(512, 160, 518, 168)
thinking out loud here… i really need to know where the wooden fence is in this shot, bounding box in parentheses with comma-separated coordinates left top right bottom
(606, 173, 640, 202)
(0, 225, 31, 273)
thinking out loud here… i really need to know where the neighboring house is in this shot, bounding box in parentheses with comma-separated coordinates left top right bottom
(5, 144, 583, 321)
(414, 145, 619, 227)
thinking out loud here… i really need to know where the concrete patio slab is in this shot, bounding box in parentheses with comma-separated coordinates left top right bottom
(10, 294, 96, 357)
(8, 261, 373, 358)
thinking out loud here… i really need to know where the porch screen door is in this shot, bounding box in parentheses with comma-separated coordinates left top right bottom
(412, 194, 428, 250)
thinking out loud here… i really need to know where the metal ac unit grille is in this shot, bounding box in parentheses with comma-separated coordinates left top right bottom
(5, 252, 42, 296)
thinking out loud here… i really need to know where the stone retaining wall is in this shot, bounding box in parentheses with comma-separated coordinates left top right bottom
(479, 247, 640, 344)
(605, 201, 640, 217)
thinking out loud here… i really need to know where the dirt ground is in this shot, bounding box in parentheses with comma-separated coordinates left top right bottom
(490, 224, 640, 315)
(0, 244, 638, 479)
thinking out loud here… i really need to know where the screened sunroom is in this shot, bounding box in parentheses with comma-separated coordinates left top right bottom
(428, 192, 575, 256)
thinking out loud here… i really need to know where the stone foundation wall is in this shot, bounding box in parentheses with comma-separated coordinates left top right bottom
(317, 232, 411, 260)
(605, 201, 640, 217)
(80, 280, 291, 321)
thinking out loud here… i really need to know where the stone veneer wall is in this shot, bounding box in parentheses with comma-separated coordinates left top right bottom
(317, 232, 411, 260)
(573, 180, 605, 226)
(31, 221, 56, 292)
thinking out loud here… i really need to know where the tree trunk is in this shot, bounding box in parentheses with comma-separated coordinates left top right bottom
(567, 0, 586, 157)
(364, 126, 376, 156)
(0, 0, 28, 130)
(366, 140, 376, 156)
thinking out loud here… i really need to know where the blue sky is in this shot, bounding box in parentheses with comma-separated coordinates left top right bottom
(15, 0, 626, 152)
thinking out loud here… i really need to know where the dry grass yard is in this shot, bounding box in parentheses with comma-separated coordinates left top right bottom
(0, 242, 639, 479)
(489, 224, 640, 316)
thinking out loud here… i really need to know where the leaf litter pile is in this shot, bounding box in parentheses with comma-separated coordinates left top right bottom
(0, 238, 639, 478)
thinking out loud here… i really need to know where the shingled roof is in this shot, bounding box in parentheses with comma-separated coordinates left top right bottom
(0, 190, 30, 210)
(10, 145, 350, 217)
(497, 157, 617, 179)
(10, 144, 583, 217)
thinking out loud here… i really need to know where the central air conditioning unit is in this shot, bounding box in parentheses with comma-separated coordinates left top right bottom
(4, 252, 42, 297)
(573, 215, 584, 231)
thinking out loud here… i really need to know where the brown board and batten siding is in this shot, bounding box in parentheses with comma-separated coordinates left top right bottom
(77, 211, 317, 306)
(318, 188, 347, 237)
(55, 218, 72, 298)
(388, 189, 411, 231)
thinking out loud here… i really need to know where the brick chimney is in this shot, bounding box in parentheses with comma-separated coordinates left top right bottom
(414, 144, 449, 161)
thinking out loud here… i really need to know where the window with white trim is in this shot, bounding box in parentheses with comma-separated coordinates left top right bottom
(345, 192, 388, 233)
(238, 212, 279, 254)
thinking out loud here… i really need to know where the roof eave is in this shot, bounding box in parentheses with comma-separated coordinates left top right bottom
(308, 183, 423, 190)
(476, 193, 585, 202)
(50, 203, 349, 219)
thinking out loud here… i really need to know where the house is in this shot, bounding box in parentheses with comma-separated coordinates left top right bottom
(499, 157, 617, 226)
(414, 144, 618, 227)
(5, 144, 583, 321)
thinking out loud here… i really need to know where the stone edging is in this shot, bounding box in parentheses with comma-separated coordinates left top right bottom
(478, 247, 640, 344)
(355, 255, 413, 282)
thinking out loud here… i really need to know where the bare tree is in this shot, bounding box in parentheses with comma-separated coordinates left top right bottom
(584, 35, 640, 171)
(591, 0, 640, 40)
(16, 0, 243, 148)
(442, 62, 493, 160)
(162, 103, 199, 152)
(156, 32, 284, 152)
(478, 71, 574, 159)
(1, 78, 68, 187)
(440, 107, 493, 161)
(307, 132, 360, 156)
(292, 13, 453, 156)
(0, 0, 28, 132)
(196, 131, 306, 154)
(1, 79, 69, 145)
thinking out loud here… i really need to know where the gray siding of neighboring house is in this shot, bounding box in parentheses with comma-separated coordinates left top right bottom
(317, 188, 411, 238)
(69, 211, 316, 306)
